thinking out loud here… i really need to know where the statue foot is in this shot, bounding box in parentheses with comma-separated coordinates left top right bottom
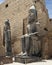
(18, 52, 24, 56)
(18, 52, 27, 56)
(5, 56, 11, 58)
(22, 52, 27, 56)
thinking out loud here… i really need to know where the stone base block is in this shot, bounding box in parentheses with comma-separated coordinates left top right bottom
(15, 55, 41, 64)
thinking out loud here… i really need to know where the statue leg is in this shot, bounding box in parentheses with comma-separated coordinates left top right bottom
(6, 41, 12, 56)
(18, 36, 25, 56)
(21, 36, 25, 53)
(25, 34, 30, 55)
(19, 34, 30, 56)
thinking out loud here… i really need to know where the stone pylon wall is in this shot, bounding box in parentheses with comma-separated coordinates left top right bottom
(0, 0, 33, 55)
(0, 26, 5, 56)
(33, 0, 49, 35)
(0, 0, 49, 56)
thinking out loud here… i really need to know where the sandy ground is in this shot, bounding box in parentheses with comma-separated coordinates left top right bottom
(4, 60, 52, 65)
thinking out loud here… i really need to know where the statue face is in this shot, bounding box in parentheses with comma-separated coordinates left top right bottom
(29, 12, 35, 18)
(28, 10, 35, 23)
(5, 21, 10, 29)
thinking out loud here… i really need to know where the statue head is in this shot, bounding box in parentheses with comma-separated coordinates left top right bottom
(5, 19, 10, 29)
(5, 19, 9, 25)
(28, 5, 37, 23)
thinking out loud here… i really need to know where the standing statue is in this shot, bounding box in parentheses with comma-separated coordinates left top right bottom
(3, 19, 12, 57)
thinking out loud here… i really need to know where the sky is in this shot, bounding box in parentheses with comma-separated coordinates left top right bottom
(0, 0, 4, 4)
(45, 0, 52, 18)
(0, 0, 52, 18)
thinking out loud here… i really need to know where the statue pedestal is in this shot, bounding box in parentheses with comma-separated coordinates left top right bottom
(15, 55, 41, 63)
(0, 56, 13, 64)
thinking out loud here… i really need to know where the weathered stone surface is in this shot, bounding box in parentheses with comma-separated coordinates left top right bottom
(34, 1, 49, 36)
(0, 56, 13, 64)
(0, 0, 52, 59)
(41, 31, 52, 59)
(0, 27, 5, 56)
(0, 0, 33, 55)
